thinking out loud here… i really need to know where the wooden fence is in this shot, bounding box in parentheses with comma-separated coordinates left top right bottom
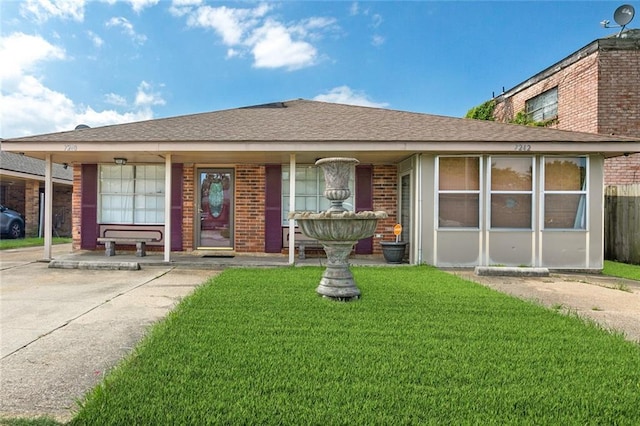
(604, 184, 640, 264)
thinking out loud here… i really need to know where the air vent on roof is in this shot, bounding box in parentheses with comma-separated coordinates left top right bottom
(75, 124, 90, 130)
(240, 102, 287, 109)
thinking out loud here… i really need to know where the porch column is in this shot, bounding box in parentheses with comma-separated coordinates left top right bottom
(43, 154, 53, 260)
(164, 154, 172, 263)
(288, 153, 296, 265)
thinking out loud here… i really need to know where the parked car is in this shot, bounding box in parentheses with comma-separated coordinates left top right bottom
(0, 205, 25, 239)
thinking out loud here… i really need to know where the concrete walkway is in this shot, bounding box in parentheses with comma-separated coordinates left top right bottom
(1, 244, 638, 422)
(1, 245, 217, 421)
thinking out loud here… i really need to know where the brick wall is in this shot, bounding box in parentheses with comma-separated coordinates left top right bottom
(0, 181, 25, 213)
(604, 154, 640, 185)
(372, 164, 397, 254)
(597, 49, 640, 137)
(493, 52, 599, 133)
(182, 165, 194, 250)
(24, 180, 40, 237)
(597, 49, 640, 184)
(494, 47, 640, 184)
(234, 165, 265, 252)
(72, 166, 81, 249)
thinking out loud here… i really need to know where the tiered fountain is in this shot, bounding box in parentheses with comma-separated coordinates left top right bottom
(289, 157, 388, 300)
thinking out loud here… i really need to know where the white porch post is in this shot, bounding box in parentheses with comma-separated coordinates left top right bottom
(288, 153, 296, 265)
(43, 154, 53, 260)
(164, 154, 172, 263)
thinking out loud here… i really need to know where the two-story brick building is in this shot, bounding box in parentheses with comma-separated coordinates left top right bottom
(491, 29, 640, 184)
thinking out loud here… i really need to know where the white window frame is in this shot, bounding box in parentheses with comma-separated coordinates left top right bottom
(526, 87, 558, 122)
(436, 155, 482, 230)
(98, 164, 166, 225)
(281, 164, 355, 225)
(488, 156, 535, 230)
(541, 156, 588, 230)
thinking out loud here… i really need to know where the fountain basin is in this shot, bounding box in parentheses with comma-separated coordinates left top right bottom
(290, 211, 388, 242)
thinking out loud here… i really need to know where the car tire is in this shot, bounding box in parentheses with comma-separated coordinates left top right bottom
(8, 220, 24, 239)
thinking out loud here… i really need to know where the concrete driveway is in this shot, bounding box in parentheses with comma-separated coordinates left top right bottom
(1, 245, 217, 422)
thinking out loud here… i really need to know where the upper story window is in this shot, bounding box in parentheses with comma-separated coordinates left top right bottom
(437, 156, 480, 228)
(526, 87, 558, 122)
(282, 165, 354, 225)
(99, 164, 165, 224)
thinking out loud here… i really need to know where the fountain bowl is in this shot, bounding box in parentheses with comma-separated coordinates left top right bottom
(289, 211, 388, 242)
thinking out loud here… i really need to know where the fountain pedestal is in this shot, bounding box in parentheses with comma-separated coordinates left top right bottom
(318, 241, 361, 299)
(290, 158, 388, 301)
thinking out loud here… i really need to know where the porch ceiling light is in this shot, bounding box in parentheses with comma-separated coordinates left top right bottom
(114, 157, 127, 165)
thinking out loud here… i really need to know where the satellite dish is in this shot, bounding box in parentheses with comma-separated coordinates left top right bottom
(613, 4, 635, 26)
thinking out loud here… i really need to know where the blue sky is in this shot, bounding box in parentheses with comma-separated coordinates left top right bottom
(0, 1, 635, 138)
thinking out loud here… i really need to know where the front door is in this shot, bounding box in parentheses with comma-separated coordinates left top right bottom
(198, 169, 234, 249)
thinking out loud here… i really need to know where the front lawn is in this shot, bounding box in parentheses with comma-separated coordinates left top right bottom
(603, 260, 640, 281)
(0, 237, 71, 251)
(69, 266, 640, 425)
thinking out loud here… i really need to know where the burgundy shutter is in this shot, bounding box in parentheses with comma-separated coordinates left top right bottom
(355, 165, 373, 254)
(171, 164, 183, 251)
(80, 164, 98, 249)
(264, 164, 282, 253)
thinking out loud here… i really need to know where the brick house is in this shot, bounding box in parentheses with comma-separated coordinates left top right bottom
(0, 149, 73, 237)
(2, 100, 638, 269)
(491, 29, 640, 184)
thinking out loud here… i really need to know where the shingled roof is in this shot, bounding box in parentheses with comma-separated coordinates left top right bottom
(5, 99, 636, 144)
(0, 150, 73, 182)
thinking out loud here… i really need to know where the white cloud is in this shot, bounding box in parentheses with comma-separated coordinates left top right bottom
(87, 31, 104, 48)
(21, 0, 86, 22)
(349, 2, 359, 16)
(250, 21, 317, 70)
(183, 4, 335, 71)
(188, 4, 270, 45)
(135, 81, 166, 106)
(0, 32, 159, 138)
(0, 33, 65, 81)
(169, 0, 202, 17)
(104, 93, 127, 106)
(106, 17, 147, 45)
(372, 35, 385, 47)
(371, 13, 383, 29)
(313, 86, 388, 108)
(0, 75, 153, 137)
(127, 0, 159, 14)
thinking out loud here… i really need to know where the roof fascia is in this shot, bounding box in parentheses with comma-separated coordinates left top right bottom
(494, 39, 600, 100)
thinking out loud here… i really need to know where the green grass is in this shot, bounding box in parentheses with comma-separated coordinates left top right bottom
(68, 266, 640, 425)
(603, 260, 640, 281)
(0, 237, 71, 250)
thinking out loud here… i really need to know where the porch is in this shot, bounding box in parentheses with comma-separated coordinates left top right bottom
(46, 245, 398, 270)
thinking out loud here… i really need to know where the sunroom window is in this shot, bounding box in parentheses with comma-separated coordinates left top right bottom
(438, 157, 480, 228)
(490, 157, 533, 229)
(543, 157, 587, 229)
(99, 165, 165, 224)
(282, 165, 354, 225)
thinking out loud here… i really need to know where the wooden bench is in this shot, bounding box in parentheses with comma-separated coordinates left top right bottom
(97, 237, 158, 257)
(283, 228, 323, 259)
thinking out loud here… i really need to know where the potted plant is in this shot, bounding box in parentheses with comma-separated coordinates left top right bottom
(380, 224, 408, 264)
